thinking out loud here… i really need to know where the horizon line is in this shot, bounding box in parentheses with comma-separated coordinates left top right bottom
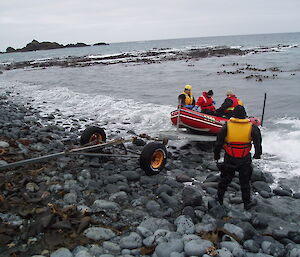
(1, 31, 299, 52)
(109, 31, 300, 44)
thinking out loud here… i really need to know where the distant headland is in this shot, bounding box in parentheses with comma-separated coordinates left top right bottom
(1, 39, 109, 54)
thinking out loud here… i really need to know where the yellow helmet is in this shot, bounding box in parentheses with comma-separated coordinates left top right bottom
(184, 85, 192, 90)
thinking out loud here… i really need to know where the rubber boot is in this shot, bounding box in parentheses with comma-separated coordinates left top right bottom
(216, 191, 224, 205)
(244, 199, 257, 210)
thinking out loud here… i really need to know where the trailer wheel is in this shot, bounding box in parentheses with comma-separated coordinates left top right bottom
(80, 126, 106, 145)
(139, 142, 167, 176)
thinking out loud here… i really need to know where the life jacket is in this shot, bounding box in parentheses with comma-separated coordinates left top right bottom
(225, 95, 243, 112)
(196, 92, 216, 111)
(223, 118, 252, 158)
(181, 91, 194, 105)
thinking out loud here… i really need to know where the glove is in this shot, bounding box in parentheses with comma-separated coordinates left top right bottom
(253, 153, 261, 159)
(214, 152, 220, 160)
(185, 105, 193, 109)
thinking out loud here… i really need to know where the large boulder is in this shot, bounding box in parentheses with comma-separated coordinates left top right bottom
(182, 187, 203, 207)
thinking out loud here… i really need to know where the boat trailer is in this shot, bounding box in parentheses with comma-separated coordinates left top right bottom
(0, 126, 168, 176)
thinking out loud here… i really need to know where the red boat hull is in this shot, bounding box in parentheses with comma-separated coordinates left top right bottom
(170, 107, 261, 135)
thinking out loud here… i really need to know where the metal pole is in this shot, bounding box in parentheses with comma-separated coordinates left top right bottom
(0, 152, 66, 171)
(0, 138, 134, 171)
(261, 93, 267, 126)
(177, 101, 181, 131)
(69, 152, 139, 158)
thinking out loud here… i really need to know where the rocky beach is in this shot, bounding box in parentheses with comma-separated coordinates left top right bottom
(1, 90, 300, 257)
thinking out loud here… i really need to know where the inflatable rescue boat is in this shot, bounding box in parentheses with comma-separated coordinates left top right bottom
(170, 107, 261, 134)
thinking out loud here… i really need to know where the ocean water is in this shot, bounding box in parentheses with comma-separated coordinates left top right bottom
(1, 32, 300, 188)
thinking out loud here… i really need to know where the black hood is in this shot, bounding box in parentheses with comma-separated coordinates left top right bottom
(232, 105, 247, 119)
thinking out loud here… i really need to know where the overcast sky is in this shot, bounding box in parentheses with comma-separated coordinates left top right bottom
(0, 0, 299, 51)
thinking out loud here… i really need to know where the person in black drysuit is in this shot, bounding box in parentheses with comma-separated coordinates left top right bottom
(214, 105, 262, 210)
(215, 90, 243, 118)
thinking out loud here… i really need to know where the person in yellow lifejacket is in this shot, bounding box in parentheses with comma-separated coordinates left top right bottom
(214, 105, 262, 210)
(215, 90, 244, 118)
(178, 85, 196, 109)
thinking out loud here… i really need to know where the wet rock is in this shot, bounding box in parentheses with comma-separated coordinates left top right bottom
(232, 247, 246, 257)
(174, 215, 195, 234)
(223, 223, 245, 241)
(273, 188, 292, 197)
(220, 241, 242, 252)
(121, 170, 140, 181)
(293, 193, 300, 199)
(136, 226, 153, 238)
(252, 181, 272, 193)
(251, 168, 266, 182)
(50, 248, 73, 257)
(237, 222, 257, 241)
(205, 187, 218, 195)
(74, 250, 92, 257)
(89, 245, 104, 256)
(288, 231, 300, 243)
(244, 239, 260, 253)
(139, 217, 174, 233)
(63, 192, 77, 204)
(170, 253, 185, 257)
(184, 239, 213, 256)
(155, 239, 184, 257)
(120, 232, 142, 249)
(182, 206, 196, 221)
(106, 174, 125, 183)
(102, 241, 121, 254)
(182, 186, 203, 207)
(261, 241, 285, 256)
(209, 205, 227, 219)
(176, 174, 193, 182)
(0, 160, 8, 166)
(156, 184, 173, 195)
(216, 248, 233, 257)
(0, 141, 9, 148)
(259, 190, 273, 198)
(204, 174, 220, 183)
(160, 192, 180, 208)
(83, 227, 116, 240)
(92, 200, 120, 212)
(145, 200, 161, 212)
(251, 213, 269, 229)
(287, 246, 300, 257)
(108, 191, 129, 205)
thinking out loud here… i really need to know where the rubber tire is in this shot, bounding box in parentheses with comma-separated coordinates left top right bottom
(80, 126, 106, 145)
(139, 142, 167, 176)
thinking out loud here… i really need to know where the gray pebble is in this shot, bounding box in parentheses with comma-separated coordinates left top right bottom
(120, 232, 142, 249)
(184, 239, 213, 256)
(155, 239, 184, 257)
(83, 227, 116, 241)
(0, 141, 9, 148)
(174, 215, 195, 234)
(74, 250, 92, 257)
(92, 200, 120, 211)
(223, 223, 244, 241)
(64, 192, 77, 204)
(50, 248, 73, 257)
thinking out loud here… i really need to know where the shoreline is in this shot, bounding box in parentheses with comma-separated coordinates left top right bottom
(1, 93, 300, 256)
